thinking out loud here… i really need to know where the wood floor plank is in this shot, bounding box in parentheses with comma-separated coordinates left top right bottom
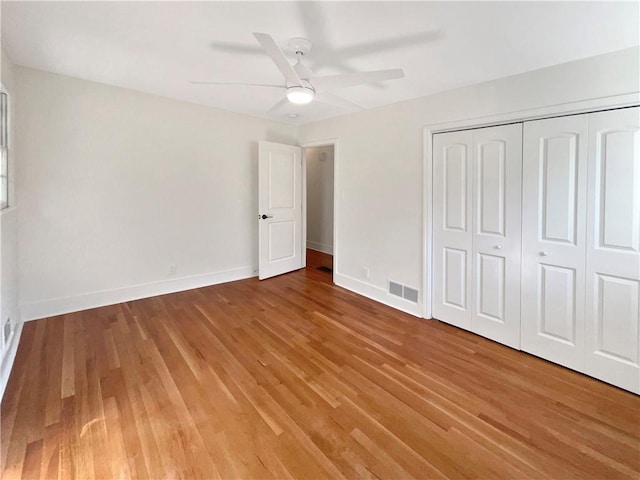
(40, 422, 61, 480)
(2, 251, 639, 479)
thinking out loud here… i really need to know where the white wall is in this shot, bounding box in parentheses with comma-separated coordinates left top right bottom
(17, 67, 297, 320)
(306, 145, 334, 255)
(1, 43, 22, 401)
(299, 46, 640, 316)
(12, 46, 640, 324)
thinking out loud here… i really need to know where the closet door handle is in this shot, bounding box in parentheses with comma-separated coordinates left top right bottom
(540, 250, 550, 256)
(494, 244, 503, 250)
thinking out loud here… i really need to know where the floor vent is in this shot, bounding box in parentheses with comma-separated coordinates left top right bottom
(389, 282, 419, 303)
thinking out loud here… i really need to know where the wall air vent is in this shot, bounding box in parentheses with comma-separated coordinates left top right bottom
(389, 281, 419, 303)
(403, 286, 419, 303)
(389, 281, 403, 297)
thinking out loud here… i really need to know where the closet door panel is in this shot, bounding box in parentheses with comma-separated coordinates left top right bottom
(538, 264, 578, 343)
(521, 115, 589, 371)
(472, 124, 523, 348)
(433, 131, 473, 329)
(585, 107, 640, 393)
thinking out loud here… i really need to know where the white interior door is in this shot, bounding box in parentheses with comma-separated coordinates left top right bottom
(258, 141, 303, 280)
(471, 124, 522, 348)
(521, 115, 589, 371)
(433, 130, 473, 330)
(584, 107, 640, 394)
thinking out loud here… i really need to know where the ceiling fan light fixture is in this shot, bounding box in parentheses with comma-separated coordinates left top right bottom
(286, 86, 314, 104)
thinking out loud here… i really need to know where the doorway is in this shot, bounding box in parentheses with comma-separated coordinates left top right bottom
(303, 144, 335, 280)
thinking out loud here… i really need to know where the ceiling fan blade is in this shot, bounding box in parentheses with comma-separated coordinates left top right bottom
(339, 31, 443, 60)
(266, 97, 290, 115)
(315, 92, 363, 111)
(208, 41, 263, 56)
(310, 68, 404, 92)
(190, 81, 284, 89)
(253, 32, 303, 86)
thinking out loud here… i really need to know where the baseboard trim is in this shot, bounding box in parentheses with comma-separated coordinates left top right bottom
(307, 241, 333, 255)
(0, 320, 23, 403)
(334, 273, 422, 317)
(21, 266, 256, 322)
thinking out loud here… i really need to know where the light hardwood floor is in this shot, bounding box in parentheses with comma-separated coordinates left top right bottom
(2, 253, 639, 479)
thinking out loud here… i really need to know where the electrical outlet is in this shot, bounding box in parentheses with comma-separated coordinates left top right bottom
(362, 267, 370, 280)
(169, 264, 177, 276)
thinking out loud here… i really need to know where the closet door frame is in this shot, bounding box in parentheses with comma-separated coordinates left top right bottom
(423, 92, 639, 319)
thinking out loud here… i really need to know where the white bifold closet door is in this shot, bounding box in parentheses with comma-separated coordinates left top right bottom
(522, 107, 639, 393)
(433, 130, 473, 330)
(521, 115, 589, 371)
(433, 124, 523, 348)
(584, 107, 640, 393)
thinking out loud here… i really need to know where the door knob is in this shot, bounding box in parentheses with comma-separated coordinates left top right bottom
(540, 250, 550, 256)
(260, 214, 273, 220)
(495, 244, 503, 250)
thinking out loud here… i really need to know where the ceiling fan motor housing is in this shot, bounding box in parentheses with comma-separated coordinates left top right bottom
(288, 37, 312, 55)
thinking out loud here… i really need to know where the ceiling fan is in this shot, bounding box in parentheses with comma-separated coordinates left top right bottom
(192, 33, 405, 114)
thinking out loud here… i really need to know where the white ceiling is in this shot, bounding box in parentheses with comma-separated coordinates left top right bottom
(2, 1, 639, 125)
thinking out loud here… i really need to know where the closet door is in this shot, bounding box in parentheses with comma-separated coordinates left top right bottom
(433, 130, 473, 329)
(585, 107, 640, 394)
(472, 124, 522, 348)
(521, 115, 589, 371)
